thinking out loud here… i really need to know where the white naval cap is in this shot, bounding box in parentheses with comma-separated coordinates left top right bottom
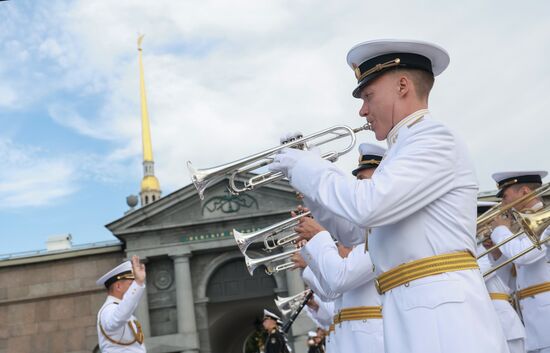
(96, 260, 135, 288)
(263, 309, 282, 323)
(352, 143, 386, 176)
(346, 39, 450, 98)
(491, 171, 547, 198)
(308, 331, 318, 338)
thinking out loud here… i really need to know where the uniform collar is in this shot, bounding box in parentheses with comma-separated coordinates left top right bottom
(107, 295, 121, 304)
(530, 201, 544, 212)
(386, 109, 429, 148)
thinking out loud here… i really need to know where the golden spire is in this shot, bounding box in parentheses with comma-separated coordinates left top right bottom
(137, 35, 161, 206)
(138, 34, 154, 162)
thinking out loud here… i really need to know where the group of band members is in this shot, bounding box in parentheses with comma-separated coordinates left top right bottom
(91, 38, 550, 353)
(265, 39, 550, 353)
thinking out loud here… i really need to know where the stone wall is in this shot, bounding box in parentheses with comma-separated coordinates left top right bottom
(0, 249, 123, 353)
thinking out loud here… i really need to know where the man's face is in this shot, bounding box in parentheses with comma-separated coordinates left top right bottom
(356, 167, 376, 180)
(118, 279, 134, 296)
(358, 73, 399, 141)
(262, 317, 276, 331)
(501, 186, 526, 208)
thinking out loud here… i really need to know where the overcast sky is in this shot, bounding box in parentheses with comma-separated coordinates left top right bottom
(0, 0, 549, 255)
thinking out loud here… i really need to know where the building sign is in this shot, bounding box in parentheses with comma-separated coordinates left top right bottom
(180, 227, 262, 243)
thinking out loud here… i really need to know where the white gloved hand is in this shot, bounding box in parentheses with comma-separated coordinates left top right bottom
(269, 148, 319, 178)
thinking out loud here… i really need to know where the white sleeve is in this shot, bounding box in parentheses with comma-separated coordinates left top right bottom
(302, 231, 375, 293)
(301, 266, 340, 302)
(490, 226, 546, 265)
(290, 122, 459, 228)
(100, 281, 146, 331)
(303, 195, 366, 247)
(305, 295, 334, 328)
(476, 244, 496, 280)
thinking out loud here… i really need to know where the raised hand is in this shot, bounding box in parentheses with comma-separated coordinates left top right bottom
(131, 255, 146, 286)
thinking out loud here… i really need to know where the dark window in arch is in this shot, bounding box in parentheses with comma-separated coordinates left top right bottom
(206, 258, 276, 303)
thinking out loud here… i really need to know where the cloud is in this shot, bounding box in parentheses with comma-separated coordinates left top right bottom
(0, 139, 78, 208)
(3, 0, 550, 199)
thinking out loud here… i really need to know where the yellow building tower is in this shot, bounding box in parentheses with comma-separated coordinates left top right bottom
(138, 35, 161, 206)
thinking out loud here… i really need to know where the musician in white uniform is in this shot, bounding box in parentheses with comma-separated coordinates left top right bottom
(96, 256, 146, 353)
(478, 201, 526, 353)
(293, 143, 385, 353)
(270, 39, 509, 353)
(490, 171, 550, 353)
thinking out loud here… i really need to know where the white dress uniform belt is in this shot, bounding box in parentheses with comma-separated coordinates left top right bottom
(375, 251, 479, 294)
(489, 292, 512, 302)
(517, 281, 550, 300)
(333, 306, 382, 325)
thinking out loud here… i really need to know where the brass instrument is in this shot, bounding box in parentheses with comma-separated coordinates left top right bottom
(244, 248, 300, 276)
(476, 183, 550, 276)
(187, 124, 372, 200)
(233, 211, 311, 254)
(477, 183, 550, 232)
(274, 290, 311, 312)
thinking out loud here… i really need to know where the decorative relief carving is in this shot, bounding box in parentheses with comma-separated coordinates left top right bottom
(154, 269, 173, 290)
(202, 192, 259, 215)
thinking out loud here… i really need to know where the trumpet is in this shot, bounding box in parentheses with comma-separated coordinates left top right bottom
(274, 290, 311, 313)
(233, 211, 311, 253)
(244, 248, 300, 276)
(188, 124, 372, 200)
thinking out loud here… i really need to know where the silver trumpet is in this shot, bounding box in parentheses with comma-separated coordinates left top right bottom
(275, 290, 312, 318)
(275, 290, 311, 311)
(244, 248, 300, 276)
(233, 211, 311, 254)
(188, 124, 372, 200)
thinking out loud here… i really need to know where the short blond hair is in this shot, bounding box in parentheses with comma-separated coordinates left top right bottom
(394, 68, 434, 100)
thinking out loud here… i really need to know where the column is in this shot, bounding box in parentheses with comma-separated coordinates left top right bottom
(194, 297, 212, 353)
(135, 282, 151, 337)
(134, 257, 151, 337)
(172, 253, 200, 353)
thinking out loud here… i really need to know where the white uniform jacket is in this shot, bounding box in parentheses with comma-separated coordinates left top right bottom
(491, 206, 550, 352)
(302, 231, 384, 353)
(305, 294, 334, 329)
(302, 267, 341, 353)
(478, 246, 526, 352)
(97, 281, 146, 353)
(306, 296, 336, 353)
(274, 112, 509, 353)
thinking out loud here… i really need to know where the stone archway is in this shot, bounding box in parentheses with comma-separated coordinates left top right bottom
(205, 257, 279, 353)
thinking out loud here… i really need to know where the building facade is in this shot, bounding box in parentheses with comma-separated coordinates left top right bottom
(0, 176, 313, 353)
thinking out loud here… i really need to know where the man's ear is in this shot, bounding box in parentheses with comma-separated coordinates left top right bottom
(398, 76, 409, 95)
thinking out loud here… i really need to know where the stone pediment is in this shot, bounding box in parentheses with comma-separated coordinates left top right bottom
(106, 173, 299, 237)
